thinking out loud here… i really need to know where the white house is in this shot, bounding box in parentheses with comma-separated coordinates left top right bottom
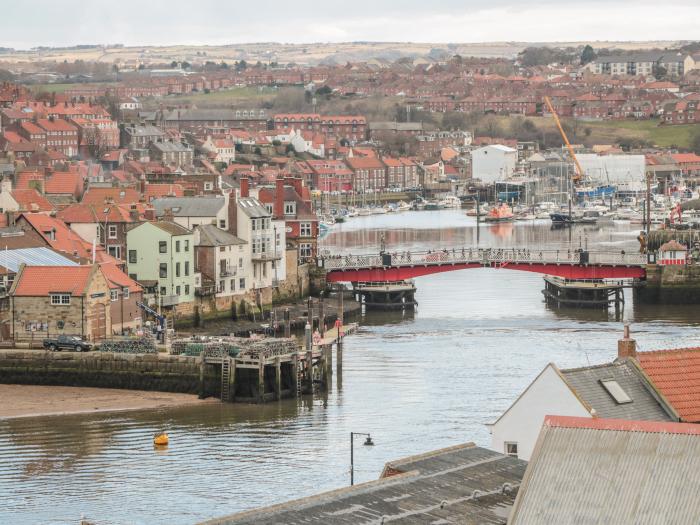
(471, 145, 517, 183)
(152, 195, 229, 231)
(119, 97, 142, 111)
(236, 197, 280, 290)
(489, 335, 676, 460)
(201, 136, 236, 164)
(193, 224, 250, 298)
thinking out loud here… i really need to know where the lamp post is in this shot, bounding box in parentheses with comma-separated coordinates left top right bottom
(350, 432, 374, 486)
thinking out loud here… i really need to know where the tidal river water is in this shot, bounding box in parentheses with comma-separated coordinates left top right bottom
(3, 210, 700, 525)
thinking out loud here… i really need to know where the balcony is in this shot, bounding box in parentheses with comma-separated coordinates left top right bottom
(251, 251, 282, 262)
(160, 295, 180, 307)
(219, 267, 237, 278)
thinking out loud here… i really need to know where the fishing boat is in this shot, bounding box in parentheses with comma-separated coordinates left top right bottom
(438, 195, 462, 209)
(396, 201, 412, 212)
(484, 203, 514, 222)
(424, 200, 441, 211)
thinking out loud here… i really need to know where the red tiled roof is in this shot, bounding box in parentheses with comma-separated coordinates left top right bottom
(13, 265, 93, 296)
(36, 118, 77, 132)
(672, 153, 700, 164)
(44, 171, 83, 196)
(145, 183, 184, 200)
(637, 348, 700, 422)
(544, 415, 700, 435)
(81, 188, 141, 206)
(20, 213, 94, 259)
(10, 189, 53, 212)
(99, 262, 142, 293)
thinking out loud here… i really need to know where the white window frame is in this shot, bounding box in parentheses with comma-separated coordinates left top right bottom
(504, 442, 518, 457)
(300, 222, 312, 237)
(123, 288, 130, 300)
(50, 293, 71, 305)
(110, 289, 118, 302)
(108, 224, 118, 239)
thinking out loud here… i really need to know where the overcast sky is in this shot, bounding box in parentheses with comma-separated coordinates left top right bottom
(3, 0, 699, 49)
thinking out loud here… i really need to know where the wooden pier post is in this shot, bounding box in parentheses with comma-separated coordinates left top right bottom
(284, 308, 291, 338)
(229, 357, 236, 402)
(291, 353, 299, 397)
(257, 361, 265, 403)
(274, 357, 282, 400)
(306, 350, 314, 394)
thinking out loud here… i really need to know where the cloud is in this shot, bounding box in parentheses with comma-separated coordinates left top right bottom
(2, 0, 699, 48)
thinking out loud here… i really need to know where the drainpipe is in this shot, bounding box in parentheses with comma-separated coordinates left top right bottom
(81, 296, 85, 338)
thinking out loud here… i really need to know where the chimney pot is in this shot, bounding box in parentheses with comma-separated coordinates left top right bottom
(618, 323, 637, 359)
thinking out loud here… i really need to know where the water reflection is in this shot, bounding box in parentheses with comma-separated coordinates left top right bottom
(2, 211, 700, 525)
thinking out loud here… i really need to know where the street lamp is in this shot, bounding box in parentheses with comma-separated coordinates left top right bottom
(350, 432, 374, 486)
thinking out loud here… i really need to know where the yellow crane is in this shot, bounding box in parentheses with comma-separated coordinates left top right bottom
(543, 96, 584, 184)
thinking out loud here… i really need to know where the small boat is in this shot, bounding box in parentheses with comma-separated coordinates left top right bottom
(484, 203, 514, 222)
(357, 207, 372, 216)
(424, 200, 441, 211)
(550, 212, 575, 225)
(438, 195, 462, 209)
(396, 201, 411, 212)
(154, 432, 169, 446)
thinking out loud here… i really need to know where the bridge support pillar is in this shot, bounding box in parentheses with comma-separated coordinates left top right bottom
(354, 281, 417, 311)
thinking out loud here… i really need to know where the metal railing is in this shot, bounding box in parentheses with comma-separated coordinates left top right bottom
(321, 248, 647, 271)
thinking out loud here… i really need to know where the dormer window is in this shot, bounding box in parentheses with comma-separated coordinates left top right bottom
(284, 202, 296, 216)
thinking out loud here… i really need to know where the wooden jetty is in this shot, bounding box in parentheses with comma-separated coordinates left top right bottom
(542, 275, 635, 310)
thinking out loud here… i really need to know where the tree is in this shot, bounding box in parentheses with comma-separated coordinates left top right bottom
(181, 61, 191, 70)
(580, 45, 596, 65)
(653, 64, 667, 80)
(316, 85, 333, 97)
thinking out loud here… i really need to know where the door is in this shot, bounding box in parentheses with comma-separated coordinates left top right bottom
(91, 303, 107, 341)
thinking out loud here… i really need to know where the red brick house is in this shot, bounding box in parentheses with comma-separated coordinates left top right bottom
(345, 156, 387, 191)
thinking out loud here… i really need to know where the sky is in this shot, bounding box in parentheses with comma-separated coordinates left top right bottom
(2, 0, 699, 49)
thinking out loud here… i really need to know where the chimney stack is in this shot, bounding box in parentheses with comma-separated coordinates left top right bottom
(618, 323, 637, 359)
(274, 177, 285, 219)
(240, 176, 249, 198)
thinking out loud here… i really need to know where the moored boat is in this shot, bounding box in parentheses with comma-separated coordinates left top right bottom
(484, 203, 514, 222)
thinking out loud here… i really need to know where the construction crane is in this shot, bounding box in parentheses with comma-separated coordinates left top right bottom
(544, 96, 584, 184)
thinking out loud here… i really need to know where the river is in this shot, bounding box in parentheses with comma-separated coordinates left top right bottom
(3, 210, 700, 525)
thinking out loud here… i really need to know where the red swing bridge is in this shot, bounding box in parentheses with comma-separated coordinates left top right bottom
(319, 248, 647, 311)
(320, 248, 648, 283)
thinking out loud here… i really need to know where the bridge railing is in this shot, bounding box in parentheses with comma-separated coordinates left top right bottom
(321, 248, 646, 270)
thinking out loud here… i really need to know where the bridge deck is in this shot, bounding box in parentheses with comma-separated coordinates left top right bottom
(321, 248, 647, 282)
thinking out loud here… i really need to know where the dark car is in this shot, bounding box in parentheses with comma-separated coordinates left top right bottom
(43, 335, 92, 352)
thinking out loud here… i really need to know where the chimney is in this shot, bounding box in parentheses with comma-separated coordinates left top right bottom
(163, 207, 174, 222)
(240, 176, 249, 198)
(286, 175, 303, 197)
(275, 177, 285, 219)
(144, 207, 155, 221)
(618, 324, 637, 359)
(227, 189, 238, 236)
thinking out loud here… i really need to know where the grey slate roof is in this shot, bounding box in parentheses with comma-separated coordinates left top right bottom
(153, 196, 225, 218)
(237, 197, 270, 219)
(149, 221, 191, 236)
(163, 109, 266, 121)
(150, 141, 192, 153)
(561, 360, 675, 421)
(124, 125, 165, 137)
(200, 443, 526, 525)
(369, 121, 424, 132)
(510, 418, 700, 524)
(195, 224, 245, 247)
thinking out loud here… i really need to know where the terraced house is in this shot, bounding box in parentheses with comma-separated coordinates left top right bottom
(126, 221, 195, 309)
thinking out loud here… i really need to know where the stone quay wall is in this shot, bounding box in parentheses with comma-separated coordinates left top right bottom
(0, 350, 220, 397)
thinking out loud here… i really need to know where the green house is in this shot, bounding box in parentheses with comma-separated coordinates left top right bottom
(126, 221, 195, 306)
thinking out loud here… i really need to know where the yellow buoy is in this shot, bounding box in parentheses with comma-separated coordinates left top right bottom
(153, 432, 169, 446)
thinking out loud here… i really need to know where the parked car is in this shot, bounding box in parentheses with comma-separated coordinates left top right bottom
(42, 335, 92, 352)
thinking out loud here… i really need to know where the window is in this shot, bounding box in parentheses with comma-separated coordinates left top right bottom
(299, 243, 312, 259)
(184, 285, 190, 295)
(108, 246, 121, 259)
(184, 240, 189, 251)
(175, 262, 181, 277)
(185, 261, 190, 276)
(50, 293, 71, 305)
(218, 281, 225, 293)
(110, 289, 118, 302)
(176, 285, 181, 296)
(159, 241, 167, 253)
(219, 219, 226, 228)
(123, 288, 130, 299)
(239, 257, 243, 268)
(159, 263, 168, 278)
(175, 240, 180, 252)
(300, 222, 312, 237)
(108, 225, 118, 239)
(128, 250, 137, 264)
(284, 202, 296, 215)
(505, 442, 518, 457)
(239, 278, 245, 290)
(129, 273, 138, 281)
(600, 379, 632, 404)
(230, 279, 235, 291)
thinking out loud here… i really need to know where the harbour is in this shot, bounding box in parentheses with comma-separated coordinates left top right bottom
(3, 210, 700, 524)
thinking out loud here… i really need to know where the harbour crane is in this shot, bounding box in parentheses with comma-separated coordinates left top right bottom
(543, 96, 585, 185)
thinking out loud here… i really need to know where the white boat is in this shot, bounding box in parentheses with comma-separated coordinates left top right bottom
(396, 201, 412, 212)
(438, 195, 462, 209)
(357, 207, 372, 216)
